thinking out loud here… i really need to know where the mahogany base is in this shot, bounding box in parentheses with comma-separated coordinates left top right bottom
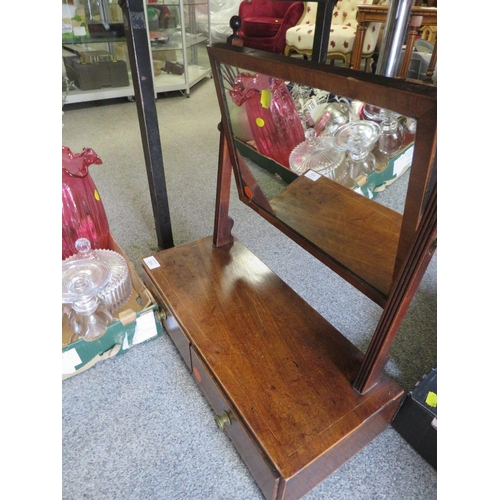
(142, 236, 404, 500)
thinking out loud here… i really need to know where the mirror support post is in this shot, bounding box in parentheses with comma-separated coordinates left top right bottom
(376, 0, 416, 77)
(353, 185, 436, 394)
(213, 123, 234, 247)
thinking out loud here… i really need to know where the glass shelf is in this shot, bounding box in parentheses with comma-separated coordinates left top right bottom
(148, 0, 212, 96)
(62, 0, 212, 104)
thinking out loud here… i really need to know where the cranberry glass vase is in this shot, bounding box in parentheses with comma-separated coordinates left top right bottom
(62, 146, 110, 260)
(229, 73, 304, 168)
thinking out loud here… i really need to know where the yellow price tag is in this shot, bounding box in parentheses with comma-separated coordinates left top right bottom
(260, 89, 271, 109)
(425, 391, 437, 407)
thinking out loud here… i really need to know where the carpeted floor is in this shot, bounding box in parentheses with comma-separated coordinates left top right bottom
(62, 77, 437, 500)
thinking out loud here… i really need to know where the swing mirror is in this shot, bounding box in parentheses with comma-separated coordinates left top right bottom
(208, 44, 437, 306)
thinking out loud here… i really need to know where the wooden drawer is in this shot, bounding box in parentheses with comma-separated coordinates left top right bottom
(163, 313, 191, 367)
(141, 271, 191, 367)
(191, 347, 280, 500)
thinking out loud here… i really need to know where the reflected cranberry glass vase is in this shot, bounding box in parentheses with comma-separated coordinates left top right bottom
(62, 146, 110, 260)
(229, 73, 304, 168)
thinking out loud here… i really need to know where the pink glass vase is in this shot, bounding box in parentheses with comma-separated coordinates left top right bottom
(229, 73, 304, 168)
(62, 146, 110, 260)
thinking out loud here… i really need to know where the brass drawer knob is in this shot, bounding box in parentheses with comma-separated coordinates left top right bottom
(214, 410, 231, 430)
(155, 309, 167, 322)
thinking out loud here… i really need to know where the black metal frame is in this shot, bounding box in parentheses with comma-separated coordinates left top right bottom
(119, 0, 174, 250)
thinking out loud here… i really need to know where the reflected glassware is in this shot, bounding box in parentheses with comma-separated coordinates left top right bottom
(333, 121, 381, 187)
(378, 116, 405, 156)
(314, 102, 351, 137)
(229, 73, 305, 168)
(289, 129, 344, 177)
(403, 116, 417, 135)
(62, 259, 113, 340)
(361, 104, 405, 157)
(65, 238, 133, 312)
(362, 103, 385, 121)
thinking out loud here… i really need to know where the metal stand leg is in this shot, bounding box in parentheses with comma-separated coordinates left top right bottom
(119, 0, 174, 250)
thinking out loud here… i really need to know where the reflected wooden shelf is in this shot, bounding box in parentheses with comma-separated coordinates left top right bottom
(269, 173, 402, 298)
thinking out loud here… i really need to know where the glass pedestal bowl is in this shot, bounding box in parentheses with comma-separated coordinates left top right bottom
(62, 259, 113, 340)
(332, 121, 381, 188)
(65, 238, 133, 313)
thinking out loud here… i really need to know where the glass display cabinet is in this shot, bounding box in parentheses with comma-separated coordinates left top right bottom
(62, 0, 135, 103)
(62, 0, 212, 103)
(141, 44, 437, 500)
(148, 0, 212, 96)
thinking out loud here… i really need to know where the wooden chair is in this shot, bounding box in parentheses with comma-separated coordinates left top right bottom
(284, 0, 387, 68)
(350, 3, 437, 83)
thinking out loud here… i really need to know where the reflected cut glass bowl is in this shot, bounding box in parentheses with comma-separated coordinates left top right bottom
(289, 133, 344, 177)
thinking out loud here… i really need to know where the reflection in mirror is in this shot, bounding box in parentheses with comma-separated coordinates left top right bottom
(213, 53, 431, 303)
(219, 62, 416, 216)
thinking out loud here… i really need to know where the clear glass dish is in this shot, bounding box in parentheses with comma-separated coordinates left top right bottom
(289, 132, 344, 177)
(65, 238, 133, 312)
(62, 259, 113, 340)
(332, 121, 381, 187)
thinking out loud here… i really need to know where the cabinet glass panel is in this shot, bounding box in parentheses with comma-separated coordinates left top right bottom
(62, 0, 134, 104)
(148, 0, 211, 96)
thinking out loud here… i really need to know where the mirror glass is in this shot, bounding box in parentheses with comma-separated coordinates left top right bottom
(219, 62, 416, 210)
(213, 56, 426, 301)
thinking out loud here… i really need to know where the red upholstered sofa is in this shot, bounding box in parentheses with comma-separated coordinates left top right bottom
(237, 0, 304, 54)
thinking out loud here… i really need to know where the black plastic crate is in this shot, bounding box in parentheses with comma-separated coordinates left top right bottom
(392, 368, 437, 468)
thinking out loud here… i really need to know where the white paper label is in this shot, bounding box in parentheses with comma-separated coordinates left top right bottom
(62, 348, 82, 375)
(73, 26, 87, 36)
(394, 145, 414, 177)
(143, 256, 161, 269)
(62, 21, 73, 35)
(132, 311, 158, 345)
(122, 331, 130, 350)
(304, 170, 321, 181)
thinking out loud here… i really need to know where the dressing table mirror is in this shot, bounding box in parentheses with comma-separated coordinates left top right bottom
(142, 44, 436, 500)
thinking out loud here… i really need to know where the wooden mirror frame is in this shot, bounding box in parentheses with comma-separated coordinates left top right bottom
(208, 43, 436, 309)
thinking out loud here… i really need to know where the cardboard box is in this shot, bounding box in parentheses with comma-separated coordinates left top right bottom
(62, 236, 163, 380)
(63, 56, 129, 91)
(392, 368, 437, 468)
(352, 141, 414, 200)
(234, 138, 415, 200)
